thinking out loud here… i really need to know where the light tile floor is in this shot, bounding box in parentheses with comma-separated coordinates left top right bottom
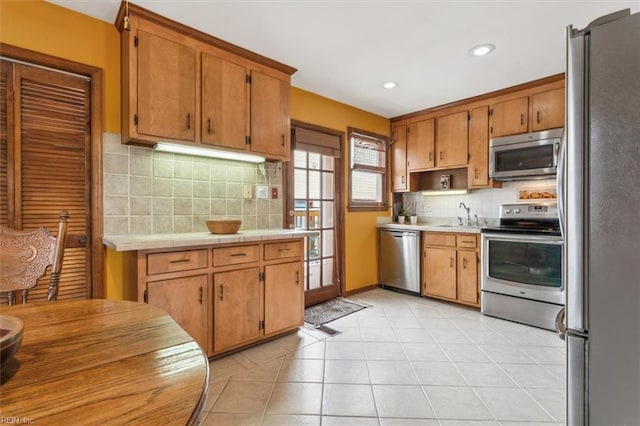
(202, 289, 566, 425)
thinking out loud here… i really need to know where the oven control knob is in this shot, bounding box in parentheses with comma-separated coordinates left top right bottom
(514, 208, 521, 214)
(505, 208, 511, 214)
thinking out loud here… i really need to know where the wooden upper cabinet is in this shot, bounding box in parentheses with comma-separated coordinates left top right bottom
(489, 96, 528, 137)
(137, 30, 196, 142)
(390, 124, 408, 192)
(468, 106, 490, 188)
(117, 3, 295, 160)
(201, 53, 247, 150)
(249, 70, 290, 160)
(436, 111, 468, 168)
(490, 88, 564, 137)
(531, 87, 564, 131)
(407, 118, 435, 170)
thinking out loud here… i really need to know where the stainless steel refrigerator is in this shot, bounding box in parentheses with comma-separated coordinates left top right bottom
(559, 9, 640, 425)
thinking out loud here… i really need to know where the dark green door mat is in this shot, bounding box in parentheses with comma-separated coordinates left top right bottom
(304, 298, 367, 326)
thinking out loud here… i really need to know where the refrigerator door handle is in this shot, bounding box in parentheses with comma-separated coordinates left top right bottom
(555, 307, 566, 340)
(566, 24, 587, 332)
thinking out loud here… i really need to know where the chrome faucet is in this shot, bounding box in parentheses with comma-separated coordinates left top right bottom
(459, 202, 471, 226)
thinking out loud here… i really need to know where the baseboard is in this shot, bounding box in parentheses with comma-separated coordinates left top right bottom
(343, 284, 381, 297)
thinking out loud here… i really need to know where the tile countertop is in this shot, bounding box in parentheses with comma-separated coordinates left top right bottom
(377, 222, 483, 234)
(103, 229, 319, 252)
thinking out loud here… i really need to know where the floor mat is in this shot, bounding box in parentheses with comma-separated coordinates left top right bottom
(304, 298, 367, 326)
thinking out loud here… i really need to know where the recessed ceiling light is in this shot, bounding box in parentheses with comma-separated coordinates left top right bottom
(470, 43, 496, 57)
(382, 81, 397, 89)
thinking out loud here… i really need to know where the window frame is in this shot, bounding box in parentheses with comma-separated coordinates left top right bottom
(347, 127, 389, 212)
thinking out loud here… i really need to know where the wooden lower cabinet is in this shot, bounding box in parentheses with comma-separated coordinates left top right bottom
(423, 247, 457, 300)
(422, 232, 480, 307)
(213, 267, 263, 352)
(146, 274, 208, 349)
(264, 262, 303, 334)
(128, 238, 304, 357)
(457, 249, 479, 305)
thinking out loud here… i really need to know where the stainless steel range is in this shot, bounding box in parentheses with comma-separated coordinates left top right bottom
(481, 202, 564, 330)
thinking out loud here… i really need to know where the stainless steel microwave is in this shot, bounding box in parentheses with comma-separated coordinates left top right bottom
(489, 128, 563, 181)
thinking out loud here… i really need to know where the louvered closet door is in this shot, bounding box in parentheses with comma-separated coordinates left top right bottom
(2, 62, 91, 302)
(0, 62, 10, 227)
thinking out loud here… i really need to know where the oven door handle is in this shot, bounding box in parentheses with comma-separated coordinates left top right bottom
(482, 233, 563, 244)
(555, 307, 567, 340)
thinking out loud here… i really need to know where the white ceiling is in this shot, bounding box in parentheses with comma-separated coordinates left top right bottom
(45, 0, 639, 118)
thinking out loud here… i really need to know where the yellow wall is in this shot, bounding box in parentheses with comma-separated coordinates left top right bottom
(1, 0, 390, 297)
(0, 0, 121, 133)
(291, 88, 390, 292)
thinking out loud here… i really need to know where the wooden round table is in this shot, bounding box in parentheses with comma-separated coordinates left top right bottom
(0, 299, 209, 424)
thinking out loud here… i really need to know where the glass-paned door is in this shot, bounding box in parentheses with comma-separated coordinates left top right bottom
(288, 148, 341, 305)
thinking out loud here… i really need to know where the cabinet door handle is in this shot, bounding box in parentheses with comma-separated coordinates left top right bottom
(463, 258, 467, 269)
(295, 270, 299, 285)
(207, 117, 213, 134)
(281, 134, 285, 146)
(278, 248, 291, 253)
(450, 257, 454, 268)
(230, 253, 248, 257)
(199, 286, 203, 304)
(536, 110, 541, 123)
(439, 151, 444, 161)
(170, 258, 190, 264)
(401, 176, 405, 184)
(429, 152, 433, 161)
(186, 113, 191, 130)
(219, 284, 224, 301)
(474, 168, 479, 178)
(520, 113, 524, 125)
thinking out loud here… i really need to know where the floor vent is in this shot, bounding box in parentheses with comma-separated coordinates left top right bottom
(315, 325, 342, 336)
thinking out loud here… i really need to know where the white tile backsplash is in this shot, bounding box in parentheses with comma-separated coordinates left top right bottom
(400, 179, 557, 223)
(102, 133, 284, 235)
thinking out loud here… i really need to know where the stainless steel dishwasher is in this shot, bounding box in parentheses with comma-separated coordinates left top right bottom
(378, 229, 421, 294)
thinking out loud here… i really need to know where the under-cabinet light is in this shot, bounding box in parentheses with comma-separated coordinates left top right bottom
(154, 142, 266, 163)
(421, 189, 469, 196)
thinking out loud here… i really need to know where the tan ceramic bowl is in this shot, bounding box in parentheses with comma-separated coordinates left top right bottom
(206, 219, 241, 234)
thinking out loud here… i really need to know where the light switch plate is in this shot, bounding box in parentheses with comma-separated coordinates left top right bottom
(255, 185, 269, 199)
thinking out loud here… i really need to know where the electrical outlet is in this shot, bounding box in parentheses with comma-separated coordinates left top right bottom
(271, 187, 278, 199)
(243, 184, 253, 199)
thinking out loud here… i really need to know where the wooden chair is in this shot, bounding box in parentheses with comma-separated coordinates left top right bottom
(0, 211, 70, 305)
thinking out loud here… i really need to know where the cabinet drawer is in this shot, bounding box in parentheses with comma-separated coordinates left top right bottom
(423, 233, 456, 247)
(147, 249, 208, 275)
(264, 241, 302, 261)
(457, 235, 478, 249)
(213, 245, 260, 267)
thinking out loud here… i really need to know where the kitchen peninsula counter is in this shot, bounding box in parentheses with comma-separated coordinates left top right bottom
(103, 229, 318, 252)
(103, 229, 317, 358)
